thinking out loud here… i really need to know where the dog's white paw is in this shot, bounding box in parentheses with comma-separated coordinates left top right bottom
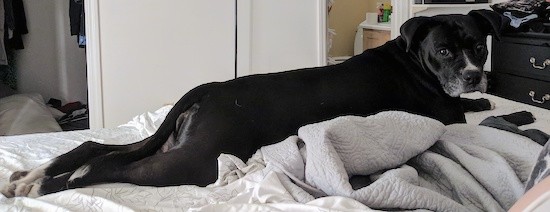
(26, 182, 42, 198)
(1, 180, 43, 198)
(2, 167, 48, 198)
(14, 182, 32, 197)
(1, 182, 16, 198)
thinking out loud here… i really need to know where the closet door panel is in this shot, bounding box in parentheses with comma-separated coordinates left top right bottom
(238, 0, 326, 76)
(97, 0, 235, 127)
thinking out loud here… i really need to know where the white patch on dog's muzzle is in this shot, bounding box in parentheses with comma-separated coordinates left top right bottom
(443, 51, 488, 97)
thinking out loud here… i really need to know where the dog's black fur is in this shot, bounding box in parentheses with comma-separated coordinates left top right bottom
(1, 10, 504, 198)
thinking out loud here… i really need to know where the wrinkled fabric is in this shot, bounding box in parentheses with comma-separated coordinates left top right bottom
(0, 93, 549, 211)
(240, 112, 541, 211)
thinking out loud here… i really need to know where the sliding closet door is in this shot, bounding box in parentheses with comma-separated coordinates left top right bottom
(237, 0, 327, 77)
(94, 1, 235, 128)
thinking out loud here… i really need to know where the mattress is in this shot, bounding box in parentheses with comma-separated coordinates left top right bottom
(0, 93, 548, 211)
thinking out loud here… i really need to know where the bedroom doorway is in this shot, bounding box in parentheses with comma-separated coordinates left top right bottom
(0, 0, 89, 135)
(325, 1, 410, 65)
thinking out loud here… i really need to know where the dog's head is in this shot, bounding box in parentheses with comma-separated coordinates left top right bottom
(400, 10, 506, 97)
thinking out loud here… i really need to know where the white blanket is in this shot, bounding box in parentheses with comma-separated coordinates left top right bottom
(215, 111, 542, 211)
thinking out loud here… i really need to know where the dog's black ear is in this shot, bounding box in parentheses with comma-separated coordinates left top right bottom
(468, 9, 507, 41)
(400, 16, 435, 52)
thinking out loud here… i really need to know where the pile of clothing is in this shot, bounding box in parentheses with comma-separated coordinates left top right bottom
(491, 0, 550, 33)
(47, 98, 89, 130)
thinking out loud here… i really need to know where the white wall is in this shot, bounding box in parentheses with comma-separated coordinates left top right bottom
(96, 0, 236, 127)
(16, 0, 87, 104)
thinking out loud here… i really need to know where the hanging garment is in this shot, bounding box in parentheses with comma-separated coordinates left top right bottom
(69, 0, 82, 35)
(78, 2, 85, 47)
(4, 0, 14, 36)
(5, 0, 27, 50)
(70, 0, 85, 47)
(0, 0, 8, 65)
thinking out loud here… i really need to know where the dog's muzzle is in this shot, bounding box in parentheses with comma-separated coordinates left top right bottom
(462, 70, 487, 93)
(462, 71, 482, 86)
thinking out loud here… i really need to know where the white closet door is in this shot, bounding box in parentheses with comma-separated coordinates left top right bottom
(237, 0, 327, 76)
(93, 0, 235, 128)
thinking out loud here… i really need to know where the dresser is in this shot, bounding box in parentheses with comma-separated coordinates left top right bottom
(488, 32, 550, 110)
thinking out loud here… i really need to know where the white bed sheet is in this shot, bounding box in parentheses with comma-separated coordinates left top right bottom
(0, 93, 548, 211)
(462, 92, 550, 132)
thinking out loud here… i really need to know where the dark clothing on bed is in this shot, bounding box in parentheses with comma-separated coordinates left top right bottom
(480, 111, 550, 145)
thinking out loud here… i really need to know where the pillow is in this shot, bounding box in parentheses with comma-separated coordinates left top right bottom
(0, 93, 62, 136)
(0, 81, 17, 99)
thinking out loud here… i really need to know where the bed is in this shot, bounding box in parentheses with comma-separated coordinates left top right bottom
(0, 92, 549, 211)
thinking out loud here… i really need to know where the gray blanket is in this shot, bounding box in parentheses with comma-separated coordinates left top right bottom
(214, 111, 542, 211)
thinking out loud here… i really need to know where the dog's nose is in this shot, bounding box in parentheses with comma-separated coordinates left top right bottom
(462, 71, 481, 85)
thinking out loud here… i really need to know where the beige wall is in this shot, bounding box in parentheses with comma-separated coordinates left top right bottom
(328, 0, 391, 57)
(367, 0, 391, 12)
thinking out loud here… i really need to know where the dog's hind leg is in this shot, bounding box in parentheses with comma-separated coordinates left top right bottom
(33, 104, 217, 196)
(1, 116, 190, 198)
(30, 102, 201, 184)
(1, 107, 193, 198)
(1, 83, 214, 198)
(29, 142, 219, 196)
(0, 139, 151, 198)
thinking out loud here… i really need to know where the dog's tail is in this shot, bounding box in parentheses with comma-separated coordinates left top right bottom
(130, 82, 216, 158)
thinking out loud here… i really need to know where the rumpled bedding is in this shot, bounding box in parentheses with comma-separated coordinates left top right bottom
(0, 106, 377, 211)
(0, 93, 549, 211)
(214, 111, 541, 212)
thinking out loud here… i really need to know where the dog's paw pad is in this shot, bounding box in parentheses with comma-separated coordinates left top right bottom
(9, 171, 29, 182)
(0, 183, 16, 198)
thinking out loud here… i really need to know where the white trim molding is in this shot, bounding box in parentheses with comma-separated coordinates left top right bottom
(391, 0, 412, 39)
(85, 0, 104, 129)
(317, 0, 328, 66)
(236, 0, 252, 77)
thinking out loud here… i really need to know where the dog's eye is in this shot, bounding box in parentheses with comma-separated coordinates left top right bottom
(438, 49, 450, 56)
(475, 44, 486, 52)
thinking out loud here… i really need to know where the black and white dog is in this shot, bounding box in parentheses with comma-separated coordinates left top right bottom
(2, 10, 503, 198)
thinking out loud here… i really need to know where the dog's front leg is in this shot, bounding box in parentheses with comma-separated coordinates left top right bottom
(460, 97, 495, 112)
